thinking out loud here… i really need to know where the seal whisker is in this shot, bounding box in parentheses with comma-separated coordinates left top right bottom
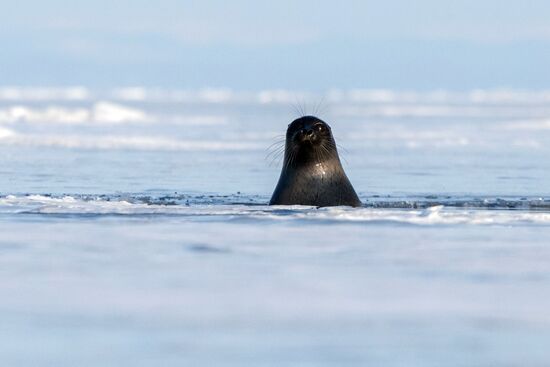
(266, 148, 285, 165)
(266, 147, 285, 161)
(332, 139, 349, 165)
(288, 148, 296, 169)
(333, 144, 348, 165)
(266, 150, 284, 162)
(291, 103, 302, 117)
(335, 141, 350, 155)
(293, 96, 306, 117)
(313, 95, 326, 116)
(286, 145, 299, 170)
(266, 148, 285, 158)
(316, 142, 326, 163)
(268, 151, 285, 167)
(284, 153, 291, 170)
(266, 142, 285, 152)
(319, 142, 333, 163)
(266, 138, 286, 155)
(318, 101, 329, 117)
(266, 139, 286, 150)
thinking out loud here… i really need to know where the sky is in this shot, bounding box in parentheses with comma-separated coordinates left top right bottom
(1, 0, 550, 89)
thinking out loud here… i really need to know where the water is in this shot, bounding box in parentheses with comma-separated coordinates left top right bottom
(1, 87, 550, 366)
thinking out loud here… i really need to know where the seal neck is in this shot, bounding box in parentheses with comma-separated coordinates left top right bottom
(282, 149, 342, 172)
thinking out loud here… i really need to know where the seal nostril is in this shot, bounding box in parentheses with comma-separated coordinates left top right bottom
(306, 129, 314, 136)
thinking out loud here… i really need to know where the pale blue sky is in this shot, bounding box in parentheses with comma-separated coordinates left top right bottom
(1, 0, 550, 89)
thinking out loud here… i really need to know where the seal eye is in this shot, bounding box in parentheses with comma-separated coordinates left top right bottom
(316, 124, 325, 132)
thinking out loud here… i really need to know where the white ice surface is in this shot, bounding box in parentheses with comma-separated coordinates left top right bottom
(1, 214, 550, 367)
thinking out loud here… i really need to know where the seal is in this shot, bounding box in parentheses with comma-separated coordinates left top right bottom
(269, 115, 362, 207)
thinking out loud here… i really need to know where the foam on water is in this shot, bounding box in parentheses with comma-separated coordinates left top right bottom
(2, 194, 550, 226)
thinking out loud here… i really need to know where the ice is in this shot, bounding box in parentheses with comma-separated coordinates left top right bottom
(1, 87, 550, 366)
(1, 195, 550, 226)
(0, 103, 149, 125)
(0, 126, 15, 139)
(0, 87, 90, 101)
(92, 102, 149, 124)
(1, 212, 550, 366)
(3, 87, 550, 105)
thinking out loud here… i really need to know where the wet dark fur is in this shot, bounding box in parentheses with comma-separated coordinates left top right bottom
(269, 116, 362, 207)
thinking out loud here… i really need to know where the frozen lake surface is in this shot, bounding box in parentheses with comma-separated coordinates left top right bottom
(1, 87, 550, 366)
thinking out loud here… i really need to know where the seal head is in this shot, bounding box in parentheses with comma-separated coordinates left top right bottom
(269, 115, 362, 207)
